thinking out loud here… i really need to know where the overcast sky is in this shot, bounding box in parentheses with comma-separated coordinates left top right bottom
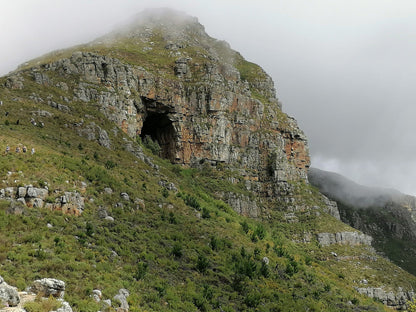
(1, 0, 416, 194)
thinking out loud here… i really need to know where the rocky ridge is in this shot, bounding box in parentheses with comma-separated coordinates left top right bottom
(309, 167, 416, 276)
(0, 185, 85, 215)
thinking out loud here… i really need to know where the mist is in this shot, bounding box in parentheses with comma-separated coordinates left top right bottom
(1, 1, 416, 194)
(308, 167, 402, 209)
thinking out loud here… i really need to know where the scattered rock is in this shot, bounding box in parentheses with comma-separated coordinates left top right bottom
(102, 299, 112, 309)
(104, 187, 113, 194)
(113, 288, 129, 311)
(120, 193, 130, 201)
(30, 278, 66, 298)
(92, 289, 102, 302)
(7, 200, 26, 215)
(134, 198, 145, 210)
(97, 207, 108, 219)
(5, 74, 24, 90)
(51, 300, 73, 312)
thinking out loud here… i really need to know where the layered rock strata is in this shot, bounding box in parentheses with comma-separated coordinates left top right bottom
(3, 11, 310, 209)
(0, 185, 85, 215)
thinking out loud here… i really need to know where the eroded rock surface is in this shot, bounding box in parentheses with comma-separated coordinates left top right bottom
(0, 186, 84, 215)
(356, 287, 414, 310)
(30, 278, 66, 298)
(317, 231, 373, 247)
(0, 276, 20, 307)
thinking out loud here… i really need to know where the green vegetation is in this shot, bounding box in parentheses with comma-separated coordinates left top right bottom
(24, 296, 62, 312)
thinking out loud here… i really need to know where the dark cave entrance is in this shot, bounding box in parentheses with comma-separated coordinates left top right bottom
(140, 112, 176, 162)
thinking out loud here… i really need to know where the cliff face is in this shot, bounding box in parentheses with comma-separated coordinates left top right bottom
(9, 9, 309, 205)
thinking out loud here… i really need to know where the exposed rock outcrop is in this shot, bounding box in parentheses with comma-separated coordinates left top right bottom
(356, 287, 414, 310)
(30, 278, 66, 298)
(317, 231, 373, 247)
(0, 276, 20, 307)
(0, 278, 72, 312)
(51, 300, 73, 312)
(0, 186, 85, 215)
(225, 192, 259, 218)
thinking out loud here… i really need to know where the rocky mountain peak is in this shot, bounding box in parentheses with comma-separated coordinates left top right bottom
(100, 8, 208, 51)
(4, 10, 310, 213)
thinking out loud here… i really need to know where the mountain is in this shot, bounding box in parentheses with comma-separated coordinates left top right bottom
(309, 167, 416, 276)
(0, 8, 415, 311)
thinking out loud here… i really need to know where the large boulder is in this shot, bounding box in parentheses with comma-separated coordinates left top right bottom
(113, 288, 129, 311)
(30, 278, 66, 298)
(0, 276, 20, 307)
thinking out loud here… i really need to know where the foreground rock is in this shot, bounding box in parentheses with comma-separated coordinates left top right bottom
(30, 278, 65, 298)
(0, 276, 20, 307)
(113, 288, 129, 311)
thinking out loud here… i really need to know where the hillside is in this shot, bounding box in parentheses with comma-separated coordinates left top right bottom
(0, 8, 415, 311)
(309, 167, 416, 277)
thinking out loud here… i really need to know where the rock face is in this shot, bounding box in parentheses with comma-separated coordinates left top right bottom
(317, 231, 373, 247)
(6, 9, 309, 218)
(113, 288, 129, 311)
(356, 287, 414, 310)
(50, 50, 309, 180)
(0, 276, 20, 307)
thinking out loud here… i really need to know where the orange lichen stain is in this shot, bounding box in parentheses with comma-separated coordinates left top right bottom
(231, 96, 239, 112)
(121, 119, 128, 134)
(147, 89, 156, 99)
(285, 140, 310, 169)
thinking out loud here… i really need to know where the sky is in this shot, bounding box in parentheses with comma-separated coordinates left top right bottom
(1, 0, 416, 194)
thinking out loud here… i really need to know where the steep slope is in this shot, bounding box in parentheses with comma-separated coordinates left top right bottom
(309, 167, 416, 276)
(0, 8, 415, 311)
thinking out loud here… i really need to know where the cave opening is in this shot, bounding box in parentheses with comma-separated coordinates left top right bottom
(140, 112, 176, 162)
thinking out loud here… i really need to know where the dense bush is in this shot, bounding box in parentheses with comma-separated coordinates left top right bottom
(142, 135, 161, 155)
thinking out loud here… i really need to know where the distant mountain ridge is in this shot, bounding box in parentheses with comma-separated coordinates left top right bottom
(309, 167, 416, 275)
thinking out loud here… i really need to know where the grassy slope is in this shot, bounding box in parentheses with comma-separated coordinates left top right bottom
(0, 34, 415, 312)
